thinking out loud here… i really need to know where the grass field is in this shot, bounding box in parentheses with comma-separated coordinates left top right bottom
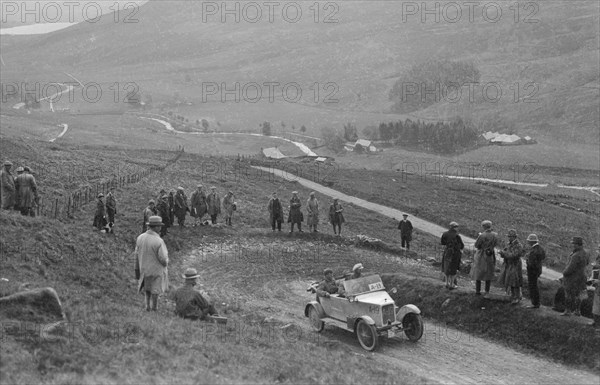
(1, 147, 598, 384)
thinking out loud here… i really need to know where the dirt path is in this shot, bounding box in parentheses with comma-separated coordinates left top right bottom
(188, 240, 597, 385)
(253, 166, 563, 281)
(49, 124, 68, 142)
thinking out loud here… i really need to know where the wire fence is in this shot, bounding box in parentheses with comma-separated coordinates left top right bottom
(34, 148, 185, 219)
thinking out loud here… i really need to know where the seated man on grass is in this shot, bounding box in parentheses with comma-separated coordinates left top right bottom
(172, 268, 219, 321)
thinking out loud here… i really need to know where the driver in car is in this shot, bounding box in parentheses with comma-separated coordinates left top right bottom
(316, 268, 339, 299)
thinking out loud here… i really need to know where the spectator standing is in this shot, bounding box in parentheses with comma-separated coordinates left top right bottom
(168, 190, 175, 226)
(93, 193, 107, 231)
(398, 214, 413, 250)
(329, 198, 345, 235)
(524, 233, 546, 309)
(499, 229, 524, 304)
(441, 222, 464, 290)
(561, 236, 589, 316)
(222, 191, 235, 226)
(0, 161, 15, 210)
(156, 191, 170, 237)
(16, 166, 38, 216)
(268, 192, 283, 232)
(591, 247, 600, 327)
(471, 220, 499, 297)
(105, 186, 117, 233)
(306, 192, 319, 233)
(206, 186, 221, 224)
(173, 187, 189, 227)
(288, 191, 303, 233)
(190, 184, 207, 226)
(134, 216, 169, 312)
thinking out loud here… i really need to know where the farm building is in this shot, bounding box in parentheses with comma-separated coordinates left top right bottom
(261, 147, 287, 159)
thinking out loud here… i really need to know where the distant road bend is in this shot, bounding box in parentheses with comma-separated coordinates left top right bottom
(252, 166, 563, 281)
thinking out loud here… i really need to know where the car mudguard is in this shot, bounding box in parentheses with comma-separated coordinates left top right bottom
(396, 304, 421, 322)
(349, 315, 375, 331)
(304, 301, 325, 318)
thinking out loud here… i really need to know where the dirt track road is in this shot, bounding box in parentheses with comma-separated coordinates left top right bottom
(253, 166, 563, 282)
(196, 249, 598, 385)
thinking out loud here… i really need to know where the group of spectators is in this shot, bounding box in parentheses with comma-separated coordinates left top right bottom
(141, 185, 235, 237)
(268, 191, 346, 234)
(0, 161, 39, 217)
(439, 219, 600, 324)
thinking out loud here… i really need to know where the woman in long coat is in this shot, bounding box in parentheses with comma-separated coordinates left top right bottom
(329, 198, 345, 235)
(471, 220, 499, 296)
(498, 229, 524, 304)
(190, 185, 207, 225)
(15, 167, 37, 216)
(441, 222, 464, 290)
(288, 191, 303, 232)
(306, 192, 319, 232)
(93, 193, 107, 230)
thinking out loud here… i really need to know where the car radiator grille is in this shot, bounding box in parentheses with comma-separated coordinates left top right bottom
(381, 304, 395, 324)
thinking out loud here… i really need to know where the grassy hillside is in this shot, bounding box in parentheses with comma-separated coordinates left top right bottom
(1, 0, 598, 145)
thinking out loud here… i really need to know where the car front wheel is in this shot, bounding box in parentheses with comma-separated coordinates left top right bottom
(308, 306, 324, 332)
(403, 313, 424, 341)
(356, 319, 379, 351)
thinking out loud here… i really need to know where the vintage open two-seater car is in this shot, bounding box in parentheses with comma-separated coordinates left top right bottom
(305, 274, 423, 351)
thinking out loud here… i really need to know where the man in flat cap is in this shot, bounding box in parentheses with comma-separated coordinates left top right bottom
(172, 267, 219, 321)
(524, 233, 546, 309)
(398, 214, 413, 250)
(0, 161, 16, 210)
(135, 216, 169, 312)
(561, 236, 589, 316)
(315, 268, 339, 299)
(15, 165, 38, 217)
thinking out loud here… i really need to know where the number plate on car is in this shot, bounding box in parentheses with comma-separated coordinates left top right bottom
(387, 329, 396, 339)
(369, 282, 384, 291)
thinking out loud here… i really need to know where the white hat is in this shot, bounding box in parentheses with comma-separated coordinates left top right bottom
(353, 263, 364, 272)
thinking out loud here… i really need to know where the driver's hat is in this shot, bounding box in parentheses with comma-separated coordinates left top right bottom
(323, 268, 333, 275)
(352, 263, 364, 272)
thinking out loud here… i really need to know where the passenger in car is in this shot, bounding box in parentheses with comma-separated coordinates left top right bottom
(346, 263, 364, 280)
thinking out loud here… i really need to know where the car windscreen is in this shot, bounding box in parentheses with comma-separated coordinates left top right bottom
(342, 274, 385, 296)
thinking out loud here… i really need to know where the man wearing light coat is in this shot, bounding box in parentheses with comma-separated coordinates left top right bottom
(135, 216, 169, 312)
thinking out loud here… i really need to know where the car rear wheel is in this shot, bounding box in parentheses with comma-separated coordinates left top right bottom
(403, 313, 424, 341)
(356, 319, 379, 351)
(308, 306, 324, 332)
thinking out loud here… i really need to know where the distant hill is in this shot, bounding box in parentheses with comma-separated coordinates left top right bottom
(1, 0, 598, 144)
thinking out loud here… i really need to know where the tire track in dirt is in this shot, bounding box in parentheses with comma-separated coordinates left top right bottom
(180, 238, 597, 384)
(252, 166, 563, 282)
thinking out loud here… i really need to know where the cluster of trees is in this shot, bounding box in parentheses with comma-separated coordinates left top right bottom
(166, 112, 210, 131)
(389, 59, 481, 113)
(374, 118, 479, 154)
